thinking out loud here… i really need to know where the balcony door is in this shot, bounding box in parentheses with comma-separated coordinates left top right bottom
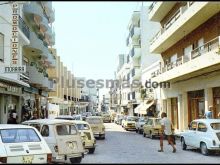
(213, 87, 220, 119)
(184, 45, 192, 62)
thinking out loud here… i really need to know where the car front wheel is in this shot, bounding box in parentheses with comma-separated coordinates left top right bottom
(200, 142, 209, 156)
(181, 137, 187, 150)
(88, 148, 95, 154)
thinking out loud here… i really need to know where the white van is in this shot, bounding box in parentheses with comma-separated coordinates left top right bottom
(22, 119, 85, 163)
(0, 124, 52, 164)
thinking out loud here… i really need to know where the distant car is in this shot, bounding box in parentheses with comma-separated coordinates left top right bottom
(180, 119, 220, 156)
(0, 124, 52, 164)
(86, 116, 105, 139)
(135, 117, 148, 134)
(123, 116, 138, 131)
(143, 118, 162, 139)
(22, 119, 85, 163)
(101, 113, 111, 123)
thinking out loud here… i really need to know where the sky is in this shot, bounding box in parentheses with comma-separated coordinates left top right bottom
(53, 2, 151, 97)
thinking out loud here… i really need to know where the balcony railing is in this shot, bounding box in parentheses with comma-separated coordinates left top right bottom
(152, 36, 220, 77)
(19, 16, 30, 39)
(150, 3, 193, 45)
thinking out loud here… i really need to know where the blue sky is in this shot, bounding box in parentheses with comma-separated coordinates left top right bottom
(53, 2, 150, 81)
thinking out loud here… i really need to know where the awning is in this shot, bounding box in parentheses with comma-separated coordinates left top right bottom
(134, 100, 155, 115)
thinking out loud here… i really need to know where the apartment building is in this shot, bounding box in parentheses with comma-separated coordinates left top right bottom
(0, 1, 56, 123)
(124, 6, 161, 116)
(149, 2, 220, 132)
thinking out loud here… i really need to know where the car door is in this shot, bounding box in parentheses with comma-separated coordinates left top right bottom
(195, 122, 208, 148)
(185, 121, 198, 146)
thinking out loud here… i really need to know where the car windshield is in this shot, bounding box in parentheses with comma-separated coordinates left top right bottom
(0, 128, 41, 143)
(210, 123, 220, 130)
(155, 119, 161, 125)
(56, 124, 77, 135)
(86, 118, 103, 124)
(127, 117, 136, 121)
(77, 124, 90, 130)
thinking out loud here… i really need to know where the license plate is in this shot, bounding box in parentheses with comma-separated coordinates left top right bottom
(22, 155, 34, 164)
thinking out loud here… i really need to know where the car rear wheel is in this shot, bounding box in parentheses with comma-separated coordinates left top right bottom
(181, 137, 187, 150)
(88, 148, 95, 154)
(200, 142, 209, 156)
(70, 157, 82, 164)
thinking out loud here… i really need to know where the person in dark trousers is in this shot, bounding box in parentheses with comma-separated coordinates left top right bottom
(158, 112, 176, 153)
(7, 113, 17, 124)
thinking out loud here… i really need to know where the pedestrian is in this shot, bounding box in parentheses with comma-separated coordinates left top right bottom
(7, 113, 17, 124)
(204, 106, 213, 119)
(158, 112, 176, 153)
(146, 108, 154, 117)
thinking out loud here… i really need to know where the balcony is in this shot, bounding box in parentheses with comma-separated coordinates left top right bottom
(42, 2, 55, 23)
(23, 2, 44, 23)
(130, 46, 141, 58)
(152, 36, 220, 82)
(48, 79, 56, 92)
(27, 66, 44, 86)
(39, 16, 49, 32)
(19, 16, 30, 40)
(148, 2, 177, 22)
(130, 26, 141, 41)
(23, 32, 44, 57)
(150, 2, 220, 53)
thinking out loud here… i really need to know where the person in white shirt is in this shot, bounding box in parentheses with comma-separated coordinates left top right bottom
(158, 112, 176, 153)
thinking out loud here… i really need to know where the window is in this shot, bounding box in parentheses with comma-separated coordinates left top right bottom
(184, 45, 193, 61)
(77, 124, 90, 130)
(41, 125, 49, 137)
(189, 121, 197, 131)
(0, 128, 41, 143)
(0, 33, 4, 61)
(198, 122, 207, 132)
(56, 124, 77, 135)
(147, 119, 153, 125)
(30, 124, 41, 132)
(210, 123, 220, 130)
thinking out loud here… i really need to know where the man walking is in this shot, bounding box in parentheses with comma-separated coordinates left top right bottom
(158, 112, 176, 153)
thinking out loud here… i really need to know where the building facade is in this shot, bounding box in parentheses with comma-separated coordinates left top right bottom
(149, 2, 220, 132)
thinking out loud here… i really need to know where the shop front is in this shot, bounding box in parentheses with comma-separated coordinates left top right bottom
(0, 81, 22, 124)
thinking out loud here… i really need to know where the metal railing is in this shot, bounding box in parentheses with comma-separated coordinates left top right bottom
(19, 15, 30, 39)
(151, 36, 220, 77)
(150, 3, 190, 45)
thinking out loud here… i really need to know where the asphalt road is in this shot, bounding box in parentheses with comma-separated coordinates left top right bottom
(81, 123, 220, 164)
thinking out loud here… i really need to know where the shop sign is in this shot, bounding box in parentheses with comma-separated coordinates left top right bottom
(0, 82, 21, 94)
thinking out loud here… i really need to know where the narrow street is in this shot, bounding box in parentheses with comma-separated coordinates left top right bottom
(82, 123, 220, 164)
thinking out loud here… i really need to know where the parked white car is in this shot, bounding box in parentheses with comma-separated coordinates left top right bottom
(180, 119, 220, 155)
(22, 119, 85, 163)
(0, 124, 52, 164)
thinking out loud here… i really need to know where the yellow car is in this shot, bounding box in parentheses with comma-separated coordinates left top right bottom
(123, 116, 138, 131)
(74, 120, 96, 154)
(143, 118, 162, 139)
(101, 113, 111, 123)
(86, 116, 105, 139)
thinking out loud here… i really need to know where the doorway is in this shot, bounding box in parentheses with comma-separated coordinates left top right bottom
(171, 97, 178, 130)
